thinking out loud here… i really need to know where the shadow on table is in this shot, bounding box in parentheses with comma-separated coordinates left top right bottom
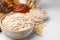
(14, 33, 36, 40)
(43, 16, 50, 23)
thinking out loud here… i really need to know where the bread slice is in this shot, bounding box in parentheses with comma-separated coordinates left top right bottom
(0, 13, 6, 19)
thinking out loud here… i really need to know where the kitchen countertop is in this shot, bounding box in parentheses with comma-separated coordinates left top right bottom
(0, 0, 60, 40)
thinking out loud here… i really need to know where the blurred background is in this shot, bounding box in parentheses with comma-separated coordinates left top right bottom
(38, 0, 60, 9)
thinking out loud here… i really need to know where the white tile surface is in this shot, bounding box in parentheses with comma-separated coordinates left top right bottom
(0, 0, 60, 40)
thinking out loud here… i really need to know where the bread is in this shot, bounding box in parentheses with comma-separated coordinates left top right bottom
(0, 13, 6, 19)
(4, 0, 13, 8)
(33, 23, 45, 35)
(26, 0, 37, 8)
(13, 0, 19, 4)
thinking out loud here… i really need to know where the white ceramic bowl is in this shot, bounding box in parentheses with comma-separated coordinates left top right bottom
(1, 27, 34, 39)
(0, 15, 34, 39)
